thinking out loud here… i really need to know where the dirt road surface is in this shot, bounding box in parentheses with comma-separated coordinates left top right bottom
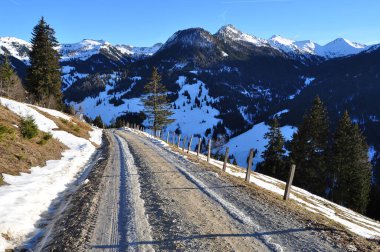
(88, 130, 344, 251)
(35, 129, 378, 251)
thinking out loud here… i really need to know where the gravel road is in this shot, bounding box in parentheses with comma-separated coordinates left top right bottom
(36, 129, 376, 251)
(89, 130, 345, 251)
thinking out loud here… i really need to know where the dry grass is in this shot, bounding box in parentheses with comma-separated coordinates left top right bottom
(0, 105, 67, 180)
(32, 107, 96, 146)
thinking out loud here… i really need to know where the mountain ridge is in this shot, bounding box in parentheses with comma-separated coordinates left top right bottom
(1, 24, 375, 63)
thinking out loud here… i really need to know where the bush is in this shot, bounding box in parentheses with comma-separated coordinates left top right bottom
(71, 124, 80, 132)
(20, 116, 38, 139)
(60, 118, 69, 124)
(0, 124, 13, 141)
(37, 132, 53, 145)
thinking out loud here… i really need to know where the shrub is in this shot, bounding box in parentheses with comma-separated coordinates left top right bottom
(60, 118, 68, 124)
(20, 116, 38, 139)
(37, 132, 53, 145)
(0, 124, 13, 141)
(71, 124, 80, 132)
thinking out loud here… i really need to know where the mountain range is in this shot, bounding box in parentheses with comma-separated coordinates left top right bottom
(1, 24, 380, 166)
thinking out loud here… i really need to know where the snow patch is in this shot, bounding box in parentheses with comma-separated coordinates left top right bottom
(0, 97, 101, 251)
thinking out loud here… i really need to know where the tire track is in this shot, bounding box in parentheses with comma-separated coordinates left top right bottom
(89, 131, 153, 251)
(121, 129, 344, 252)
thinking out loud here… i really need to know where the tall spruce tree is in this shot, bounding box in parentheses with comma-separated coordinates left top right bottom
(142, 67, 174, 135)
(257, 117, 287, 180)
(26, 17, 62, 109)
(0, 55, 15, 97)
(331, 111, 372, 213)
(290, 96, 330, 196)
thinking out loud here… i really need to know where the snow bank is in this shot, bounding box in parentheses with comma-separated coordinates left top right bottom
(128, 127, 380, 240)
(0, 97, 102, 251)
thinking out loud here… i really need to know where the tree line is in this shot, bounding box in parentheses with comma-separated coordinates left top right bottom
(257, 96, 372, 214)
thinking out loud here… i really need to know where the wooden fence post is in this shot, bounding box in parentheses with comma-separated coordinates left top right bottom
(182, 136, 187, 152)
(223, 147, 229, 172)
(177, 134, 181, 148)
(197, 138, 202, 159)
(245, 148, 254, 182)
(166, 131, 170, 143)
(283, 164, 296, 201)
(207, 139, 212, 163)
(187, 135, 193, 153)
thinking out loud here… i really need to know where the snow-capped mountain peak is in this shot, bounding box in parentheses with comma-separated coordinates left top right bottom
(216, 24, 267, 47)
(0, 37, 31, 62)
(115, 43, 162, 58)
(58, 39, 116, 61)
(161, 28, 216, 50)
(269, 35, 294, 45)
(266, 34, 368, 58)
(316, 38, 368, 58)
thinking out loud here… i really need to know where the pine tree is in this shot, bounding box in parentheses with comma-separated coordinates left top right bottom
(257, 117, 287, 180)
(93, 115, 104, 128)
(26, 17, 62, 109)
(142, 67, 174, 135)
(290, 96, 330, 196)
(331, 111, 372, 213)
(0, 55, 15, 97)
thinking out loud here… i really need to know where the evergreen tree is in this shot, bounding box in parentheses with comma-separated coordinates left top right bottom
(289, 96, 330, 196)
(331, 111, 372, 213)
(0, 55, 15, 97)
(257, 117, 287, 180)
(93, 115, 104, 128)
(142, 67, 174, 135)
(26, 17, 62, 109)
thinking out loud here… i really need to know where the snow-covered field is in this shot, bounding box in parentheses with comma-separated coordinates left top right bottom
(225, 122, 297, 168)
(165, 76, 221, 139)
(0, 97, 102, 251)
(130, 127, 380, 240)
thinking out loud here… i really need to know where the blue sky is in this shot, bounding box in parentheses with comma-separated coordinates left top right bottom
(1, 0, 379, 46)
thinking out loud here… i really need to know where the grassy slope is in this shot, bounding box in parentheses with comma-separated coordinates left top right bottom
(0, 103, 96, 182)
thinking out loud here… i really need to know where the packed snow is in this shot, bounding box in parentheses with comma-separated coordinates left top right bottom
(0, 97, 102, 251)
(128, 127, 380, 240)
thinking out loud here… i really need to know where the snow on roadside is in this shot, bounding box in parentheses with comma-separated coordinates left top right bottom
(0, 97, 102, 251)
(89, 127, 103, 145)
(30, 105, 72, 121)
(127, 127, 380, 240)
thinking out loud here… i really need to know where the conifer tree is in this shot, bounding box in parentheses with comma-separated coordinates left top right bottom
(331, 111, 371, 213)
(257, 117, 287, 179)
(142, 67, 174, 135)
(290, 96, 330, 196)
(93, 115, 104, 128)
(0, 55, 15, 97)
(26, 17, 62, 109)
